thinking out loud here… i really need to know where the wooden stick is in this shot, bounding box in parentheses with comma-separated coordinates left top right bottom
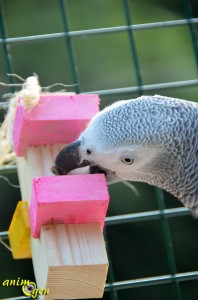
(14, 93, 109, 299)
(17, 145, 109, 299)
(17, 144, 61, 202)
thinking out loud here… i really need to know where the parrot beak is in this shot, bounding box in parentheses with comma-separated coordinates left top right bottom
(51, 140, 91, 175)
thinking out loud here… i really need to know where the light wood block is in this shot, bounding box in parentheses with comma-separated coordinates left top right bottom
(30, 174, 109, 238)
(13, 94, 100, 156)
(16, 145, 64, 202)
(32, 223, 108, 299)
(16, 145, 109, 299)
(14, 93, 109, 299)
(8, 201, 31, 259)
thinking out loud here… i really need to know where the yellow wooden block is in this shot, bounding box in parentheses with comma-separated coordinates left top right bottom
(8, 201, 32, 259)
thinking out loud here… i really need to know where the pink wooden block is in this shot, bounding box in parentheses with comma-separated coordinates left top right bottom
(29, 174, 109, 238)
(13, 94, 100, 156)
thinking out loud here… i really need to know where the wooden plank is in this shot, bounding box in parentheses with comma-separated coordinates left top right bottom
(30, 174, 109, 238)
(14, 92, 109, 299)
(16, 145, 64, 202)
(17, 146, 109, 239)
(32, 223, 108, 299)
(16, 156, 30, 201)
(17, 145, 109, 299)
(13, 94, 100, 156)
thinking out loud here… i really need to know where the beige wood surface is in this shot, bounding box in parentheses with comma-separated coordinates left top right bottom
(17, 145, 108, 300)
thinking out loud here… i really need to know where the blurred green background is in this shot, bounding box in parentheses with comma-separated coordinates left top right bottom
(0, 0, 198, 299)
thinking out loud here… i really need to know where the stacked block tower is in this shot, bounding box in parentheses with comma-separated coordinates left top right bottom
(11, 93, 110, 299)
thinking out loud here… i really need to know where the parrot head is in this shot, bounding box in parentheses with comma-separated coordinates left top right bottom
(52, 95, 198, 217)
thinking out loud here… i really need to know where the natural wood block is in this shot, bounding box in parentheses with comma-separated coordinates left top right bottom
(16, 145, 64, 202)
(29, 174, 109, 238)
(32, 223, 108, 300)
(8, 201, 31, 259)
(13, 94, 100, 156)
(17, 145, 109, 299)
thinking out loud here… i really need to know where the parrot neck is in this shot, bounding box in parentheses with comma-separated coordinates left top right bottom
(119, 149, 198, 217)
(117, 147, 180, 195)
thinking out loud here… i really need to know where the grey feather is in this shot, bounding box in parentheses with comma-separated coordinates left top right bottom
(78, 95, 198, 216)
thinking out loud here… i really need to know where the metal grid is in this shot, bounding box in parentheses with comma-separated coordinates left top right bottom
(0, 0, 198, 299)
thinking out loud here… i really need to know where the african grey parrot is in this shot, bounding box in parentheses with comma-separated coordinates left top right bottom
(52, 95, 198, 217)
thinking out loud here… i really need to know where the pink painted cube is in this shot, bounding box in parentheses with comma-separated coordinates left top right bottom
(29, 174, 109, 238)
(13, 94, 100, 156)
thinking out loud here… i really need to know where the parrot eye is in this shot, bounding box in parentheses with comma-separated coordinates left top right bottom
(121, 157, 134, 165)
(87, 149, 92, 155)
